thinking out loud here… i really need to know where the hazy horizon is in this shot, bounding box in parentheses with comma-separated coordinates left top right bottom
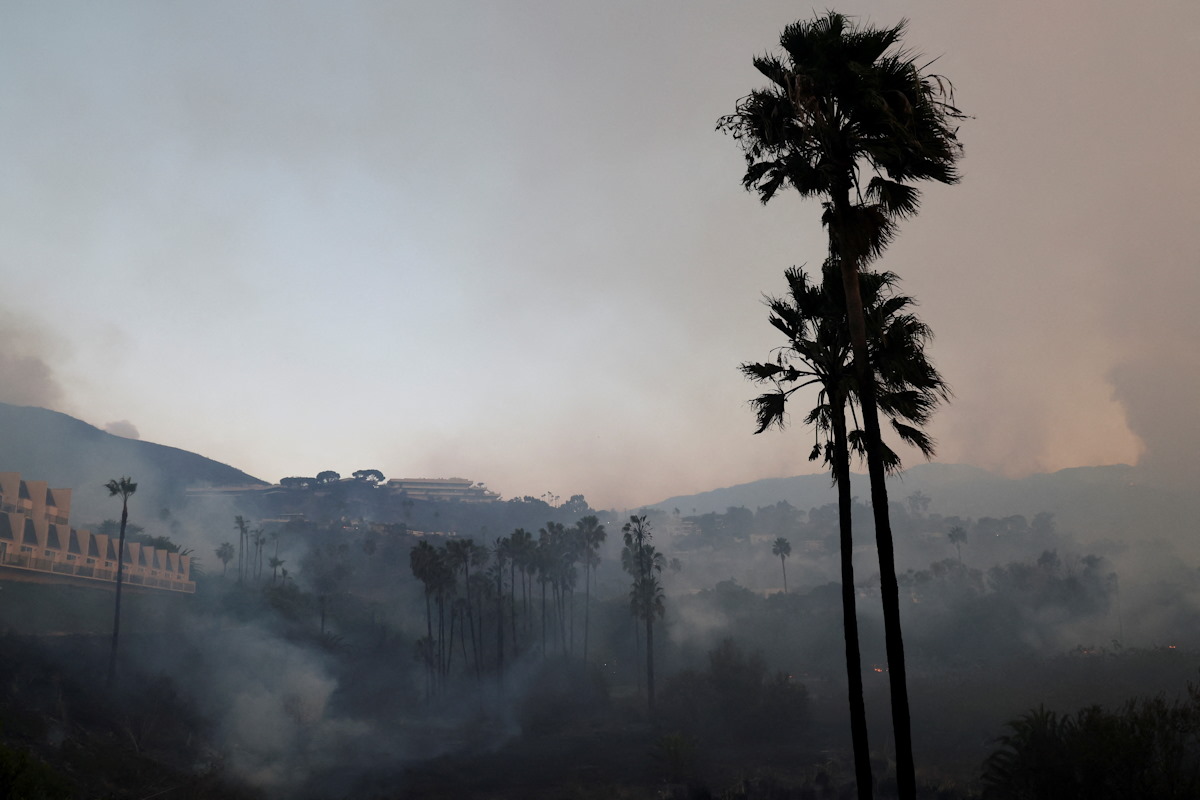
(3, 1, 1196, 509)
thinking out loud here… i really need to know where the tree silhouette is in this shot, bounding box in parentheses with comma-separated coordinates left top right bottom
(742, 263, 948, 799)
(508, 527, 534, 652)
(215, 542, 234, 577)
(494, 536, 512, 676)
(948, 525, 967, 565)
(410, 540, 439, 653)
(105, 476, 137, 688)
(622, 515, 666, 716)
(445, 538, 487, 676)
(576, 515, 606, 663)
(233, 515, 249, 584)
(251, 528, 266, 581)
(720, 13, 964, 798)
(771, 537, 792, 593)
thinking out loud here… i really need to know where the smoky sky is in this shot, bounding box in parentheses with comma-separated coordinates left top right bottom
(0, 308, 65, 410)
(1, 1, 1197, 508)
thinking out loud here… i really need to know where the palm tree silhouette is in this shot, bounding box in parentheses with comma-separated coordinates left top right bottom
(233, 515, 249, 584)
(105, 476, 137, 688)
(772, 537, 792, 593)
(410, 540, 438, 650)
(742, 262, 947, 799)
(622, 515, 666, 716)
(445, 538, 486, 677)
(575, 515, 607, 663)
(720, 13, 964, 798)
(508, 527, 534, 652)
(948, 525, 967, 565)
(215, 541, 234, 577)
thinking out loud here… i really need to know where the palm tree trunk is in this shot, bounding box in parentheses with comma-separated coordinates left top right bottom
(425, 589, 434, 645)
(583, 562, 592, 662)
(834, 190, 915, 800)
(645, 615, 655, 717)
(459, 608, 470, 669)
(833, 396, 874, 800)
(510, 560, 518, 656)
(463, 563, 480, 678)
(436, 596, 444, 681)
(781, 555, 789, 593)
(447, 602, 456, 674)
(633, 615, 642, 695)
(540, 580, 547, 660)
(522, 569, 529, 634)
(106, 499, 129, 688)
(497, 564, 504, 677)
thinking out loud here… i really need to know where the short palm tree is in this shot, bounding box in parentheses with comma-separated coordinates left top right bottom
(215, 541, 234, 576)
(720, 14, 964, 799)
(772, 537, 792, 593)
(948, 525, 967, 564)
(105, 476, 137, 688)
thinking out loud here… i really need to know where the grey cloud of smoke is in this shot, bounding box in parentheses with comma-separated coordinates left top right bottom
(878, 2, 1199, 486)
(2, 2, 1198, 509)
(0, 309, 65, 409)
(195, 627, 367, 792)
(103, 419, 140, 439)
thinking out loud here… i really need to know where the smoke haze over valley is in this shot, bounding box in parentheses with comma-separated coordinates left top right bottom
(3, 1, 1197, 508)
(2, 2, 1200, 798)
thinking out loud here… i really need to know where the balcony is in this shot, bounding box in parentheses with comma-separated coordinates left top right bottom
(0, 550, 195, 594)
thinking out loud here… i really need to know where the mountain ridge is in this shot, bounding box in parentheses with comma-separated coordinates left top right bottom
(0, 402, 266, 523)
(647, 461, 1194, 547)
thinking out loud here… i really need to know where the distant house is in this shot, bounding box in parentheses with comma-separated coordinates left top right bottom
(385, 477, 499, 503)
(188, 476, 500, 504)
(0, 472, 194, 594)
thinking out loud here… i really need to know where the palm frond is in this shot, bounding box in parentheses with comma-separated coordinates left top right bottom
(748, 391, 790, 434)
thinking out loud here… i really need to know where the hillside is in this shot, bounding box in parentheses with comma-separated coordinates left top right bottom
(0, 402, 265, 523)
(650, 461, 1200, 550)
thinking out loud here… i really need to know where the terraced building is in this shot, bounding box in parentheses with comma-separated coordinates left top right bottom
(0, 472, 194, 594)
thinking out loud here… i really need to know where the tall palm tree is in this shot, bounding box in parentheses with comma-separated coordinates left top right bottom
(252, 528, 266, 581)
(494, 536, 511, 675)
(720, 13, 964, 798)
(622, 515, 666, 716)
(430, 546, 456, 683)
(742, 262, 948, 799)
(534, 526, 559, 658)
(105, 476, 137, 688)
(233, 515, 249, 584)
(772, 537, 792, 593)
(445, 538, 486, 677)
(509, 527, 533, 651)
(575, 515, 607, 663)
(410, 541, 439, 651)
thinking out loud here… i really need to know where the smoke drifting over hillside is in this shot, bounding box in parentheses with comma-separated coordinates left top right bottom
(0, 309, 65, 410)
(1, 2, 1196, 507)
